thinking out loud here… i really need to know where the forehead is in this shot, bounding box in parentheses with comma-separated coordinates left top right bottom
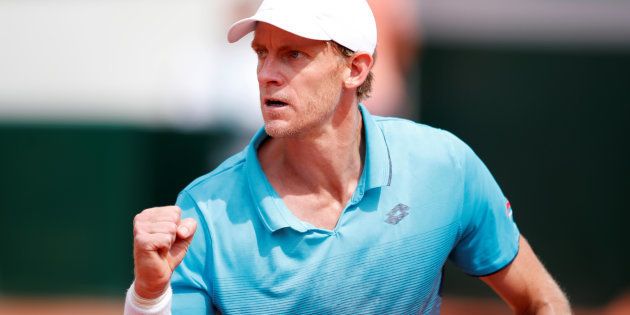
(251, 22, 328, 50)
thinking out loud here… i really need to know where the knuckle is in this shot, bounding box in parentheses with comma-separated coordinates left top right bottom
(165, 213, 179, 223)
(133, 220, 147, 235)
(134, 233, 148, 247)
(165, 205, 180, 211)
(166, 222, 178, 234)
(133, 213, 143, 225)
(157, 234, 172, 248)
(133, 208, 154, 223)
(152, 206, 179, 220)
(167, 205, 182, 217)
(135, 233, 167, 251)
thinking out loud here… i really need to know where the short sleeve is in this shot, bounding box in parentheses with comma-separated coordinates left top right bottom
(171, 191, 215, 314)
(448, 139, 520, 276)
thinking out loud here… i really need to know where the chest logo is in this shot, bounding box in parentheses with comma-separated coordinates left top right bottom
(385, 203, 410, 225)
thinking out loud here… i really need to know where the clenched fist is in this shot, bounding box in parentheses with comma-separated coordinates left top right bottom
(132, 206, 197, 299)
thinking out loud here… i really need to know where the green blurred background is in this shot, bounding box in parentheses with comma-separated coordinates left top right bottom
(421, 44, 630, 306)
(0, 0, 629, 311)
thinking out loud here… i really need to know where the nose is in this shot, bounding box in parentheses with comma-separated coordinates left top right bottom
(257, 56, 284, 87)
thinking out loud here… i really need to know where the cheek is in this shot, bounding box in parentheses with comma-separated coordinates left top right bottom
(286, 63, 345, 106)
(318, 69, 344, 96)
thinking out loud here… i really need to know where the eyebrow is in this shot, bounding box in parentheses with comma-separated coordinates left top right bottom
(250, 39, 324, 52)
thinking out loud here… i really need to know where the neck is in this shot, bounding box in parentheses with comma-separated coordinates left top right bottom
(259, 101, 365, 202)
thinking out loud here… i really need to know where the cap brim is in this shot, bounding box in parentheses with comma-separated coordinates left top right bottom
(227, 17, 258, 43)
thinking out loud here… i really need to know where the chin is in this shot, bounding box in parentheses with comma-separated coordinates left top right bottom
(264, 121, 302, 138)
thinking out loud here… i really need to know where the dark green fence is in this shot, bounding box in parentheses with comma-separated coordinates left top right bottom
(0, 125, 236, 296)
(420, 43, 630, 305)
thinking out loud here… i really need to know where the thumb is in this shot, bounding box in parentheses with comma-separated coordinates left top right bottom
(176, 218, 198, 240)
(167, 218, 198, 270)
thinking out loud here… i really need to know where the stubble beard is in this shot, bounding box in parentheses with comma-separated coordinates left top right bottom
(264, 82, 341, 139)
(263, 100, 336, 139)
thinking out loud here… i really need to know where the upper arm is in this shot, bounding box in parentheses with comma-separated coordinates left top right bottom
(171, 191, 214, 315)
(480, 236, 571, 314)
(448, 136, 520, 276)
(444, 134, 570, 313)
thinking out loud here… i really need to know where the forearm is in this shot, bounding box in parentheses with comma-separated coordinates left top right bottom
(482, 237, 572, 315)
(516, 292, 571, 315)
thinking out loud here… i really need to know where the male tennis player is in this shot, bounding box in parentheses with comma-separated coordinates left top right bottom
(125, 0, 571, 314)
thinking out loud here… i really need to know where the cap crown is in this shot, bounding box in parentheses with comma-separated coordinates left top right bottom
(227, 0, 377, 54)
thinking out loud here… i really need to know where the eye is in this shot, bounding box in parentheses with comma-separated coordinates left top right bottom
(288, 50, 303, 59)
(254, 48, 267, 58)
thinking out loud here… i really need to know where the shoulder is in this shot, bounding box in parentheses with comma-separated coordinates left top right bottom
(374, 116, 469, 167)
(374, 116, 460, 144)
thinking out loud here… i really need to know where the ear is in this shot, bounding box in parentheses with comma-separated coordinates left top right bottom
(343, 52, 373, 90)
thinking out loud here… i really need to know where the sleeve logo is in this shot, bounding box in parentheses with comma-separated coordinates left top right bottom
(505, 200, 513, 219)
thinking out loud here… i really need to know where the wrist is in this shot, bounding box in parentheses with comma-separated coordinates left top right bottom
(129, 281, 172, 308)
(134, 279, 170, 300)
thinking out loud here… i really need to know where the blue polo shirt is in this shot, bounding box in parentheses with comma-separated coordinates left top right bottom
(170, 105, 520, 314)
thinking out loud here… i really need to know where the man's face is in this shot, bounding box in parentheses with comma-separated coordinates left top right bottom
(251, 23, 347, 138)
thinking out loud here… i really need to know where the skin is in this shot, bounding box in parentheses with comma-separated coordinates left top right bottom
(481, 237, 572, 314)
(132, 206, 197, 299)
(131, 22, 571, 314)
(252, 23, 372, 230)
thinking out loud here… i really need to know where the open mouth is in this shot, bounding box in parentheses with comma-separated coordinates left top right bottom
(265, 98, 289, 107)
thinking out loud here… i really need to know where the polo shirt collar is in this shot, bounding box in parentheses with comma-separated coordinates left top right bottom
(245, 104, 392, 233)
(245, 130, 310, 233)
(359, 103, 393, 189)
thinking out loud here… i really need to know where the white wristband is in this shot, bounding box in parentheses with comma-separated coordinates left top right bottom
(124, 282, 173, 315)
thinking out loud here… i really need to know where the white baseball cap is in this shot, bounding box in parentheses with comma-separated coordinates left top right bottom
(227, 0, 377, 55)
